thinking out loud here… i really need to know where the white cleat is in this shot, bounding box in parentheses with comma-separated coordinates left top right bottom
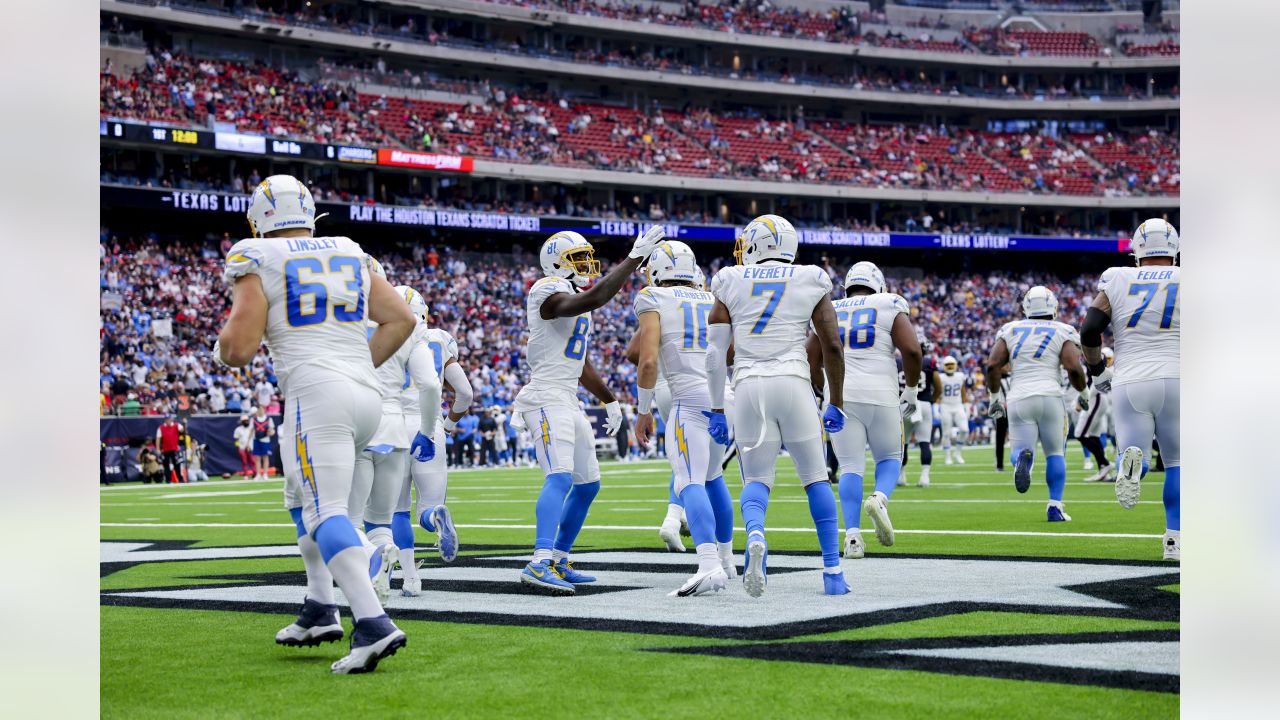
(669, 566, 728, 597)
(844, 530, 865, 559)
(1083, 458, 1095, 471)
(1115, 446, 1144, 510)
(1162, 531, 1180, 561)
(330, 617, 406, 675)
(718, 548, 738, 579)
(371, 544, 397, 605)
(863, 493, 895, 547)
(945, 455, 954, 466)
(401, 575, 421, 597)
(743, 538, 767, 598)
(659, 519, 686, 552)
(917, 477, 930, 488)
(954, 452, 965, 465)
(275, 598, 343, 647)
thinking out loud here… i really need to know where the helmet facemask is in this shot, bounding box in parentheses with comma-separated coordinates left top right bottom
(561, 248, 601, 286)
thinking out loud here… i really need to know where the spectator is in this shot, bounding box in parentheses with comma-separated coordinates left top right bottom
(139, 441, 164, 484)
(478, 408, 498, 467)
(250, 405, 275, 481)
(120, 392, 141, 417)
(233, 415, 255, 478)
(454, 412, 479, 467)
(155, 415, 185, 483)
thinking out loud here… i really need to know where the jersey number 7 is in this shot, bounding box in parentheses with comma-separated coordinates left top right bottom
(749, 282, 786, 334)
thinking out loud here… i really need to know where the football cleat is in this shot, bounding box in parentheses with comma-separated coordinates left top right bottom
(843, 530, 865, 559)
(275, 598, 343, 647)
(896, 471, 907, 487)
(1162, 531, 1180, 561)
(669, 566, 728, 597)
(401, 576, 421, 597)
(917, 476, 930, 488)
(742, 535, 768, 598)
(430, 505, 459, 562)
(863, 493, 895, 547)
(551, 559, 596, 584)
(1115, 446, 1144, 509)
(330, 615, 406, 675)
(945, 455, 954, 466)
(659, 518, 686, 552)
(370, 544, 397, 605)
(1083, 458, 1095, 471)
(954, 452, 965, 465)
(1046, 502, 1073, 522)
(520, 560, 575, 595)
(823, 571, 852, 596)
(679, 516, 691, 537)
(1013, 449, 1034, 494)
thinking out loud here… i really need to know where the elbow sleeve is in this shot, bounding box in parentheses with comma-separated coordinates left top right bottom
(1080, 307, 1109, 348)
(443, 362, 473, 414)
(705, 323, 731, 408)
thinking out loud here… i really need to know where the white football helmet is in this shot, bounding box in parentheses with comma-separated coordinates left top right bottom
(647, 241, 699, 286)
(1022, 286, 1059, 319)
(246, 175, 317, 237)
(942, 355, 958, 373)
(693, 265, 706, 290)
(539, 231, 601, 287)
(1131, 218, 1179, 260)
(395, 285, 427, 320)
(1102, 346, 1114, 364)
(844, 261, 886, 294)
(735, 214, 798, 265)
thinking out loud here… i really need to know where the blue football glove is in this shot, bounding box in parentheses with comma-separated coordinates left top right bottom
(822, 404, 846, 433)
(703, 411, 729, 446)
(410, 432, 436, 462)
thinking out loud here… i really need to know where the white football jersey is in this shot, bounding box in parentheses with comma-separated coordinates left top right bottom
(402, 326, 458, 416)
(939, 372, 967, 406)
(365, 320, 432, 413)
(223, 235, 377, 394)
(831, 292, 910, 407)
(710, 262, 832, 384)
(1099, 266, 1180, 385)
(996, 319, 1081, 403)
(633, 285, 714, 406)
(514, 276, 591, 411)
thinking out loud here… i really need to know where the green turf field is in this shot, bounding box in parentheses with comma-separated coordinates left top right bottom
(100, 446, 1179, 719)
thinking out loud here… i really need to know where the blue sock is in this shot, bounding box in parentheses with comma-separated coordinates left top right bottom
(1046, 454, 1066, 502)
(534, 472, 573, 551)
(553, 480, 600, 554)
(313, 515, 362, 564)
(805, 482, 841, 570)
(363, 521, 390, 536)
(391, 511, 414, 550)
(705, 476, 735, 544)
(874, 458, 901, 498)
(288, 507, 305, 538)
(678, 484, 716, 547)
(1100, 434, 1108, 451)
(668, 474, 681, 507)
(740, 482, 770, 539)
(419, 505, 438, 532)
(837, 473, 863, 530)
(1141, 461, 1150, 479)
(1163, 466, 1180, 531)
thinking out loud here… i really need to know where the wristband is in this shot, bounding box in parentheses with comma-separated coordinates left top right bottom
(637, 386, 655, 413)
(1087, 360, 1107, 377)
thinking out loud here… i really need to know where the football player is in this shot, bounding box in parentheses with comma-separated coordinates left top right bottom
(393, 290, 475, 596)
(936, 355, 970, 465)
(1078, 347, 1115, 483)
(515, 226, 667, 594)
(807, 261, 922, 559)
(705, 214, 851, 597)
(632, 242, 736, 595)
(984, 286, 1088, 522)
(901, 343, 938, 486)
(217, 175, 415, 673)
(1079, 219, 1180, 560)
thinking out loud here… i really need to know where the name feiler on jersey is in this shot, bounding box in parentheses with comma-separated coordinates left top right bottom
(832, 292, 910, 407)
(223, 235, 378, 394)
(710, 263, 832, 384)
(515, 276, 591, 411)
(1099, 266, 1180, 385)
(996, 319, 1081, 403)
(633, 285, 714, 406)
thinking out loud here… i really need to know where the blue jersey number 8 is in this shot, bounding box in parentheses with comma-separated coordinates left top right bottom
(564, 317, 589, 359)
(284, 255, 365, 327)
(848, 308, 877, 349)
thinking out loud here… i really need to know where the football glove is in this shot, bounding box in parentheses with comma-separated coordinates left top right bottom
(629, 224, 666, 260)
(1092, 367, 1113, 394)
(988, 390, 1006, 420)
(703, 411, 729, 445)
(603, 401, 623, 436)
(822, 404, 847, 433)
(1077, 384, 1093, 411)
(899, 385, 919, 420)
(410, 432, 436, 462)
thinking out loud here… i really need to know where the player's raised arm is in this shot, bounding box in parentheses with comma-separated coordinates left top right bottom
(216, 274, 268, 367)
(541, 226, 666, 319)
(809, 295, 845, 410)
(632, 310, 661, 447)
(366, 273, 415, 367)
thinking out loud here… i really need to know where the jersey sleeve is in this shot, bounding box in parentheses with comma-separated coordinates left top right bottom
(995, 322, 1014, 345)
(440, 331, 460, 365)
(884, 293, 909, 317)
(812, 266, 833, 295)
(1097, 266, 1122, 295)
(632, 287, 659, 317)
(222, 239, 264, 284)
(1060, 322, 1082, 347)
(529, 277, 572, 314)
(709, 267, 732, 303)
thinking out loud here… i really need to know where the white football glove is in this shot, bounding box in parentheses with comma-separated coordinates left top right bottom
(899, 385, 919, 420)
(1077, 384, 1093, 411)
(1092, 367, 1113, 394)
(603, 401, 623, 436)
(988, 390, 1007, 420)
(211, 340, 232, 369)
(443, 416, 458, 434)
(629, 224, 666, 260)
(509, 411, 527, 433)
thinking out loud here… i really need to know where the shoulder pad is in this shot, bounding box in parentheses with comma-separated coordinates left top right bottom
(633, 287, 660, 317)
(223, 239, 264, 284)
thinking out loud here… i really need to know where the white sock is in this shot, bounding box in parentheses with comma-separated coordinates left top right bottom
(663, 504, 683, 525)
(551, 549, 568, 564)
(716, 541, 733, 560)
(845, 527, 860, 540)
(921, 466, 931, 481)
(298, 534, 336, 605)
(695, 543, 719, 573)
(355, 528, 376, 555)
(872, 490, 888, 503)
(398, 547, 418, 580)
(532, 548, 553, 564)
(823, 566, 841, 574)
(1165, 529, 1180, 538)
(327, 545, 384, 621)
(367, 526, 394, 550)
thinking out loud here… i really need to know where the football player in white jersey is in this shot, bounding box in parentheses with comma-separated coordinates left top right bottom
(984, 286, 1088, 522)
(1078, 347, 1114, 483)
(347, 275, 442, 605)
(216, 175, 416, 673)
(515, 226, 668, 594)
(705, 214, 851, 597)
(632, 242, 736, 595)
(392, 290, 475, 595)
(807, 261, 922, 559)
(935, 356, 970, 465)
(1079, 219, 1180, 560)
